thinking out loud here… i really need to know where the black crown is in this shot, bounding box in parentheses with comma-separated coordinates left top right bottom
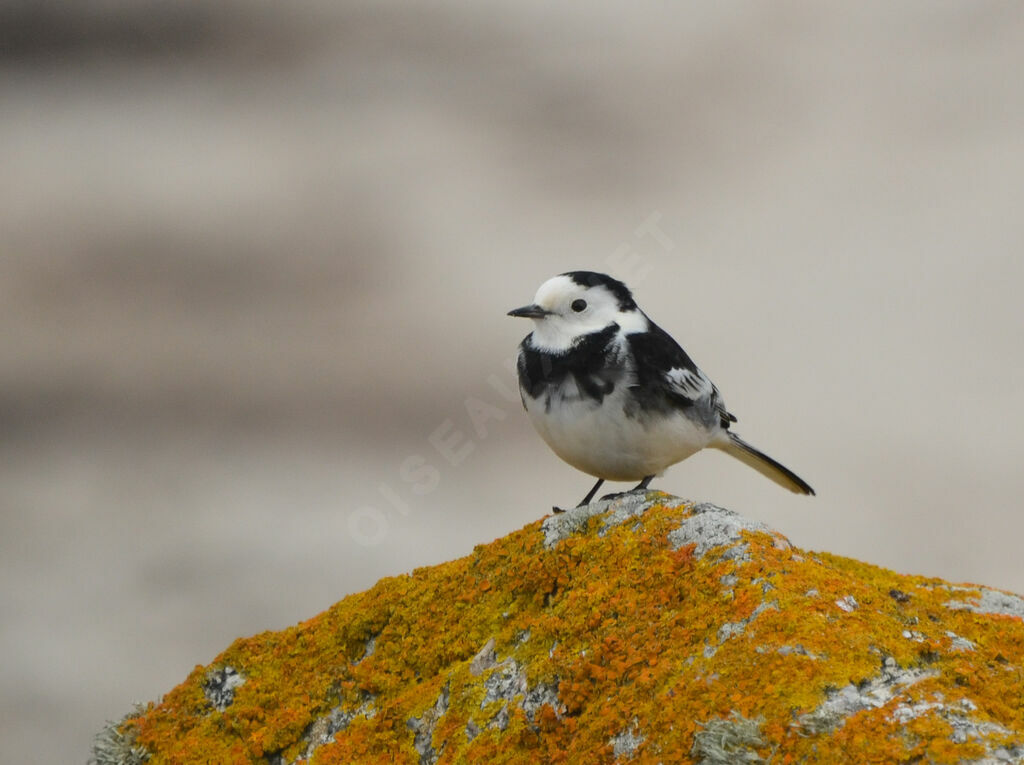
(561, 271, 637, 311)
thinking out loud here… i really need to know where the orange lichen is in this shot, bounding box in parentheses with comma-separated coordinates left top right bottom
(113, 494, 1024, 764)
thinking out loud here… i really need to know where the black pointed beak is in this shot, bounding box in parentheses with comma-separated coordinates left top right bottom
(507, 304, 551, 319)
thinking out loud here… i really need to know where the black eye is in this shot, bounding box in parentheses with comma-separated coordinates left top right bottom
(571, 299, 587, 312)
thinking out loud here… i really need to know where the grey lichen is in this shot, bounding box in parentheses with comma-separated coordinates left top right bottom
(541, 495, 776, 567)
(481, 659, 527, 707)
(489, 703, 511, 732)
(775, 643, 818, 659)
(474, 646, 562, 727)
(717, 600, 778, 643)
(469, 638, 497, 676)
(667, 502, 769, 559)
(521, 679, 560, 721)
(407, 683, 449, 765)
(888, 696, 1024, 762)
(88, 705, 150, 765)
(972, 750, 1024, 764)
(946, 630, 977, 652)
(360, 633, 378, 661)
(691, 712, 765, 764)
(946, 708, 1022, 749)
(541, 492, 674, 548)
(284, 700, 375, 765)
(798, 658, 936, 735)
(609, 724, 645, 759)
(834, 595, 859, 612)
(203, 665, 245, 712)
(945, 588, 1024, 620)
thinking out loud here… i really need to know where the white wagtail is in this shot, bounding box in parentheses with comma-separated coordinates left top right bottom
(509, 271, 814, 509)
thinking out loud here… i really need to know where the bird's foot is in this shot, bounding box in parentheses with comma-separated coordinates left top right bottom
(599, 487, 655, 502)
(600, 475, 656, 501)
(552, 505, 568, 514)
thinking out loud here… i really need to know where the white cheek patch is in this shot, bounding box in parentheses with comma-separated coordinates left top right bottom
(529, 307, 645, 353)
(529, 318, 576, 352)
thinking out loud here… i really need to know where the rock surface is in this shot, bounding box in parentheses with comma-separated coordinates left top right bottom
(92, 493, 1024, 764)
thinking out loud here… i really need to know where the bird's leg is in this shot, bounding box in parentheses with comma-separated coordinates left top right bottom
(578, 478, 605, 506)
(632, 475, 655, 492)
(552, 478, 604, 514)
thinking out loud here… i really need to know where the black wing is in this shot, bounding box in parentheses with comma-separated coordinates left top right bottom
(625, 318, 736, 429)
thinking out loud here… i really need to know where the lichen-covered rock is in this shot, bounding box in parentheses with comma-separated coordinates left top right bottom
(92, 493, 1024, 764)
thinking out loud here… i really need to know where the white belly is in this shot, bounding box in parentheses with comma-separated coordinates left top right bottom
(525, 386, 712, 481)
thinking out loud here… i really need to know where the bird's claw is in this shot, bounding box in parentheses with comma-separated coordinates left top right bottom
(599, 487, 651, 502)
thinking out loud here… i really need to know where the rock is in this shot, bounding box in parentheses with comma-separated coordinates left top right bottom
(202, 666, 245, 712)
(91, 493, 1024, 764)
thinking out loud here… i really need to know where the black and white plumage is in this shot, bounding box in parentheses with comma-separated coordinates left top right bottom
(509, 271, 814, 508)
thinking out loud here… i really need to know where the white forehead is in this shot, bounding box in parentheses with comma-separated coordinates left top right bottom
(533, 274, 606, 309)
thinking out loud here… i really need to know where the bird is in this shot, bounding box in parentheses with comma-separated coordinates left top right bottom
(508, 271, 814, 510)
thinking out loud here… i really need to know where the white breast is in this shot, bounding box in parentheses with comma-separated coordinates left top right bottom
(524, 384, 712, 481)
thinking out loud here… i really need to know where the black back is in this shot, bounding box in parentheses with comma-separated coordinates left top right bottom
(626, 318, 735, 429)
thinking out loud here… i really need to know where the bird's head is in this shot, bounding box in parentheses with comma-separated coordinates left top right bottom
(508, 271, 644, 351)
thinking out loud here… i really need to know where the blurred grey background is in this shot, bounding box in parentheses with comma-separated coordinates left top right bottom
(2, 1, 1023, 761)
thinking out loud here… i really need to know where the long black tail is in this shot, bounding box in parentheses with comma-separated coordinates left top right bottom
(714, 432, 815, 495)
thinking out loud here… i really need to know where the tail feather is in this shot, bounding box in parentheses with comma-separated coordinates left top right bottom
(714, 432, 815, 496)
